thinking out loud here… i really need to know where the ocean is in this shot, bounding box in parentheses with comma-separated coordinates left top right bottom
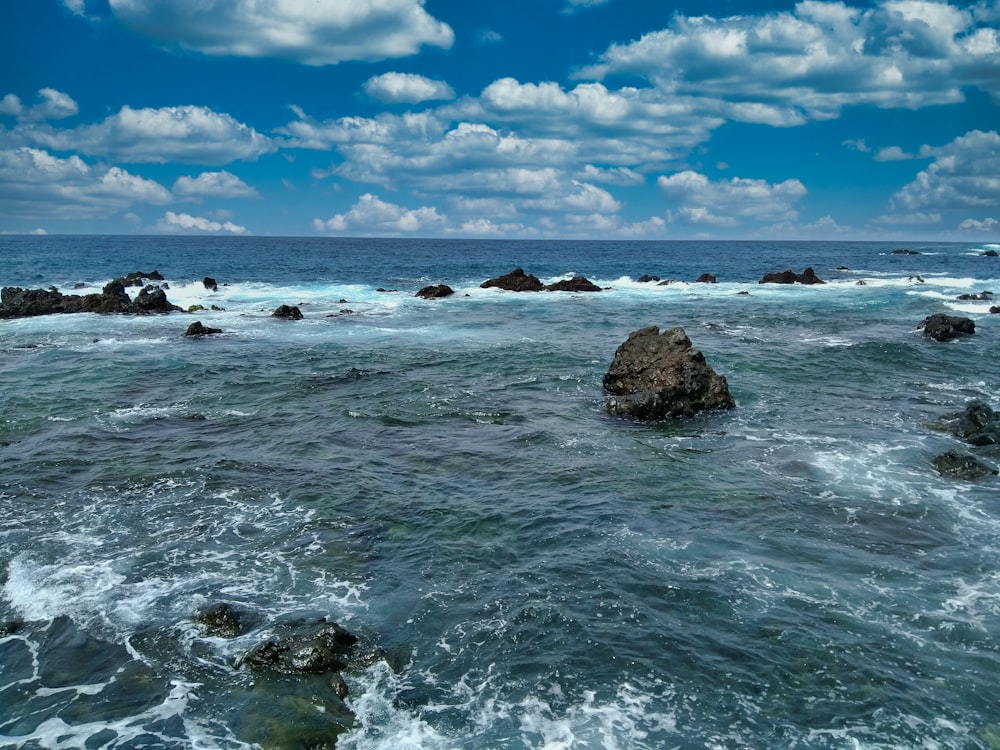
(0, 235, 998, 749)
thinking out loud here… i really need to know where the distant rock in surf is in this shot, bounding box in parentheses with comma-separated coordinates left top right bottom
(416, 284, 455, 299)
(603, 326, 735, 419)
(758, 268, 825, 285)
(637, 274, 660, 283)
(918, 313, 975, 341)
(981, 250, 998, 257)
(957, 291, 993, 301)
(991, 306, 1000, 314)
(931, 450, 998, 480)
(184, 321, 222, 336)
(545, 276, 602, 292)
(272, 304, 303, 320)
(941, 400, 1000, 447)
(695, 273, 717, 283)
(121, 270, 165, 287)
(481, 267, 545, 292)
(892, 249, 921, 255)
(203, 276, 219, 291)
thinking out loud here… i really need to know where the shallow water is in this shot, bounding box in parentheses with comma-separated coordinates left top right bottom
(1, 237, 999, 749)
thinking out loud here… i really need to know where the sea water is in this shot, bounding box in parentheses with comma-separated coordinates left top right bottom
(1, 236, 998, 749)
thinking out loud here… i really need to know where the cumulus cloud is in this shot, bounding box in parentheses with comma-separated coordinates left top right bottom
(958, 216, 999, 231)
(0, 89, 78, 122)
(27, 105, 274, 164)
(658, 170, 807, 226)
(0, 146, 171, 220)
(157, 210, 247, 234)
(578, 2, 1000, 121)
(874, 145, 916, 161)
(102, 0, 454, 65)
(173, 170, 259, 198)
(891, 129, 1000, 211)
(313, 193, 446, 234)
(364, 73, 455, 104)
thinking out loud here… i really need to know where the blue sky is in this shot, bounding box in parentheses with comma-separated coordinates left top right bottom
(1, 0, 998, 239)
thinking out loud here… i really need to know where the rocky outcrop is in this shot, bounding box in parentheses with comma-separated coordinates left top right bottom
(603, 326, 735, 419)
(416, 284, 455, 299)
(957, 291, 993, 301)
(240, 618, 358, 676)
(637, 275, 660, 283)
(981, 249, 998, 257)
(545, 276, 602, 292)
(758, 268, 825, 285)
(932, 450, 998, 480)
(193, 602, 250, 637)
(0, 278, 182, 318)
(203, 276, 219, 291)
(695, 273, 717, 283)
(892, 248, 921, 255)
(272, 304, 303, 320)
(918, 313, 975, 341)
(121, 270, 165, 287)
(184, 321, 222, 336)
(481, 268, 544, 292)
(942, 400, 1000, 447)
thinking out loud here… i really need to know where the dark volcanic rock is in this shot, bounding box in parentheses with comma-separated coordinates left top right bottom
(637, 275, 660, 283)
(991, 306, 1000, 314)
(932, 450, 998, 480)
(0, 277, 181, 318)
(415, 284, 455, 299)
(184, 321, 222, 336)
(134, 284, 183, 313)
(695, 273, 717, 283)
(481, 267, 544, 292)
(957, 291, 993, 301)
(203, 276, 219, 291)
(918, 313, 975, 341)
(121, 270, 165, 287)
(545, 276, 602, 292)
(272, 304, 303, 320)
(194, 603, 248, 637)
(946, 400, 1000, 446)
(892, 248, 922, 255)
(241, 619, 358, 676)
(758, 268, 825, 285)
(603, 326, 735, 419)
(981, 249, 998, 257)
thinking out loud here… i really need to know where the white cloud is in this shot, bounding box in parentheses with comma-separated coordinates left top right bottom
(102, 0, 454, 65)
(28, 105, 274, 164)
(364, 73, 455, 104)
(658, 170, 808, 226)
(580, 164, 644, 186)
(314, 193, 446, 234)
(873, 211, 942, 224)
(891, 129, 1000, 211)
(874, 145, 916, 161)
(0, 147, 171, 220)
(843, 138, 872, 153)
(173, 170, 259, 198)
(562, 0, 612, 15)
(0, 89, 78, 122)
(157, 210, 246, 234)
(958, 216, 999, 231)
(578, 2, 1000, 121)
(476, 29, 503, 46)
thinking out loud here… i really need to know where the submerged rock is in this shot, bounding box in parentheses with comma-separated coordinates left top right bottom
(416, 284, 455, 299)
(481, 267, 544, 292)
(193, 602, 249, 637)
(603, 326, 735, 419)
(932, 450, 998, 480)
(758, 268, 825, 285)
(918, 313, 975, 341)
(241, 618, 358, 676)
(944, 400, 1000, 446)
(272, 304, 303, 320)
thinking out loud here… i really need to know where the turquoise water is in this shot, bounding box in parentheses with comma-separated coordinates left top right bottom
(1, 237, 999, 749)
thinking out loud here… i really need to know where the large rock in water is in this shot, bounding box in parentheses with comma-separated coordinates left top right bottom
(0, 278, 181, 318)
(918, 313, 975, 341)
(603, 326, 735, 419)
(481, 267, 545, 292)
(545, 276, 602, 292)
(758, 268, 825, 285)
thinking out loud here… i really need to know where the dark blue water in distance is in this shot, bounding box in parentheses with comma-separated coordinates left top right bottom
(1, 236, 999, 749)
